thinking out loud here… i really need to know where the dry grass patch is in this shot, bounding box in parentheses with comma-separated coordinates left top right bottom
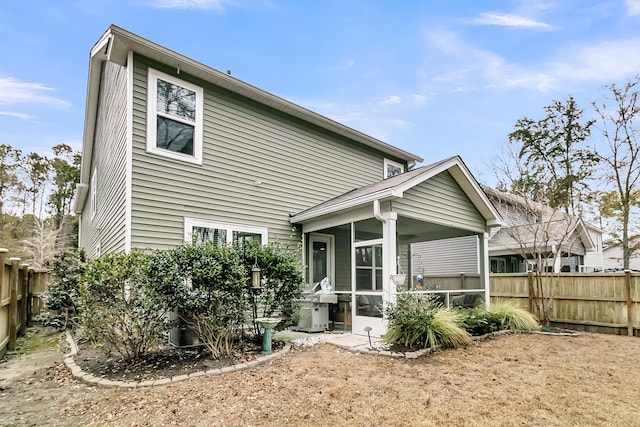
(3, 331, 640, 426)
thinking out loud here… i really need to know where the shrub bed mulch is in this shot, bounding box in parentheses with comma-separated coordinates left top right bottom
(74, 339, 284, 382)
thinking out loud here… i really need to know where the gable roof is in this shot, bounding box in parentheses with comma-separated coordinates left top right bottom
(290, 156, 502, 226)
(483, 186, 596, 252)
(78, 25, 423, 191)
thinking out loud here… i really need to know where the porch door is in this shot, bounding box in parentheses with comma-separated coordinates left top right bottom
(309, 233, 334, 286)
(353, 239, 385, 337)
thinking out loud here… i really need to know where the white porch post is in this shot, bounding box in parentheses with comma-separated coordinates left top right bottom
(480, 231, 491, 308)
(373, 199, 398, 319)
(383, 213, 398, 308)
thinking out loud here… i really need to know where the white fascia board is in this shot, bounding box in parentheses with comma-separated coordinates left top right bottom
(74, 183, 88, 214)
(77, 48, 105, 192)
(290, 189, 401, 224)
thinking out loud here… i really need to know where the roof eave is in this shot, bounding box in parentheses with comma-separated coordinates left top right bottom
(290, 189, 400, 224)
(106, 25, 423, 164)
(76, 32, 112, 212)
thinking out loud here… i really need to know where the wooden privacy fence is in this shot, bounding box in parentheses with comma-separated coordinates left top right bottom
(0, 248, 51, 357)
(490, 272, 640, 337)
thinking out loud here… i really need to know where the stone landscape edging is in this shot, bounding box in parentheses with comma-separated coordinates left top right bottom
(63, 331, 291, 389)
(329, 329, 515, 359)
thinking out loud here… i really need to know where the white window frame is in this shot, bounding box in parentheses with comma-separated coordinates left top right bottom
(384, 158, 405, 179)
(90, 167, 97, 221)
(184, 218, 268, 245)
(308, 233, 335, 287)
(147, 68, 204, 165)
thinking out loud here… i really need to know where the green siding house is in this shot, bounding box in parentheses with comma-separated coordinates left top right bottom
(75, 25, 501, 337)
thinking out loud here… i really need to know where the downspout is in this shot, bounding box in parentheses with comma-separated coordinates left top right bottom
(373, 199, 386, 223)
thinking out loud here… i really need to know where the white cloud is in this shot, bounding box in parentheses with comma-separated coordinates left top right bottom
(627, 0, 640, 16)
(0, 111, 34, 120)
(550, 38, 640, 82)
(423, 26, 640, 94)
(379, 95, 401, 106)
(0, 77, 70, 108)
(324, 58, 355, 73)
(470, 12, 552, 30)
(377, 94, 428, 107)
(148, 0, 230, 10)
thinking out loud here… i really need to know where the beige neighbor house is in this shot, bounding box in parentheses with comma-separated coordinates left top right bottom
(482, 186, 603, 273)
(74, 25, 501, 337)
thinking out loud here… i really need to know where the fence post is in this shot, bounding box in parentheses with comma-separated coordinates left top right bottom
(8, 257, 21, 351)
(625, 270, 633, 337)
(19, 264, 29, 334)
(0, 248, 6, 301)
(527, 271, 534, 314)
(27, 268, 34, 325)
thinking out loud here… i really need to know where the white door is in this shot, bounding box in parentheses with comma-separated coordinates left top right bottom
(309, 234, 334, 287)
(352, 240, 386, 337)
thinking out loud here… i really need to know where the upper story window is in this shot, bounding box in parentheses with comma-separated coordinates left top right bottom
(184, 218, 268, 246)
(147, 68, 203, 165)
(384, 158, 404, 178)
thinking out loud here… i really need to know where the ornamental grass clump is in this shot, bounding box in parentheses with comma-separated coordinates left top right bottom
(383, 293, 471, 349)
(488, 301, 539, 331)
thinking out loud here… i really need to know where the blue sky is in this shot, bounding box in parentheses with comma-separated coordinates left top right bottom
(1, 0, 640, 184)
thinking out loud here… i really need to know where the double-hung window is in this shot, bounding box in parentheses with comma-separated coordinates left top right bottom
(184, 218, 268, 246)
(147, 68, 203, 164)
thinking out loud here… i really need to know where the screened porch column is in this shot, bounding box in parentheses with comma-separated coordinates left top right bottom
(374, 200, 398, 310)
(480, 231, 490, 307)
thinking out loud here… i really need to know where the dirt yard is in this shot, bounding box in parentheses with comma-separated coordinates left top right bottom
(1, 329, 639, 426)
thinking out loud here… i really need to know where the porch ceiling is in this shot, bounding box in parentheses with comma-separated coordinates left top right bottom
(397, 216, 479, 243)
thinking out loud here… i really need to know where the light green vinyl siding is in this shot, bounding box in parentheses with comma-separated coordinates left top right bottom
(79, 61, 128, 258)
(130, 55, 393, 250)
(393, 171, 485, 234)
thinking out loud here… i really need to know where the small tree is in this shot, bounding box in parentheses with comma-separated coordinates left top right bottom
(484, 187, 580, 324)
(48, 144, 81, 251)
(79, 251, 172, 361)
(592, 77, 640, 270)
(508, 95, 597, 215)
(147, 242, 248, 359)
(0, 144, 22, 240)
(491, 96, 596, 324)
(41, 250, 85, 330)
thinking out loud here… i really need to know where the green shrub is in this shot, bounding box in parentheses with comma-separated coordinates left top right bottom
(488, 301, 539, 331)
(459, 306, 503, 336)
(79, 250, 172, 361)
(146, 242, 248, 359)
(240, 242, 303, 333)
(383, 293, 471, 349)
(40, 250, 85, 330)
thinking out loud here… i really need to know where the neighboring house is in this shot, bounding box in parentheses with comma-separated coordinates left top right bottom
(481, 186, 604, 273)
(74, 25, 501, 337)
(602, 236, 640, 271)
